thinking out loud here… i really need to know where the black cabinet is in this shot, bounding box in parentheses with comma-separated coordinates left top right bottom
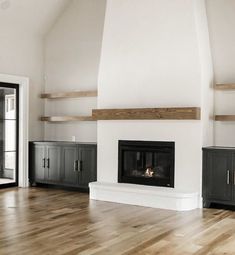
(31, 144, 61, 184)
(78, 145, 97, 188)
(61, 145, 78, 186)
(203, 147, 235, 207)
(46, 145, 61, 183)
(29, 141, 97, 191)
(33, 144, 46, 181)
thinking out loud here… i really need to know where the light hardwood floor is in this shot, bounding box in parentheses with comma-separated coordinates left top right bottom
(0, 188, 234, 255)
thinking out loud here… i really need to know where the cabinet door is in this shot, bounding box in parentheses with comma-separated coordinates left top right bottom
(61, 145, 78, 186)
(232, 153, 235, 201)
(78, 145, 97, 187)
(207, 151, 232, 201)
(34, 145, 46, 181)
(46, 145, 61, 182)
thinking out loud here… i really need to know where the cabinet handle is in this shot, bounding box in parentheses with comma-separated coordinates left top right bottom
(47, 158, 50, 169)
(227, 170, 230, 185)
(73, 160, 77, 172)
(234, 171, 235, 185)
(77, 160, 82, 172)
(42, 158, 46, 168)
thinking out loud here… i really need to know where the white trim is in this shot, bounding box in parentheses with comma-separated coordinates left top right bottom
(0, 73, 29, 188)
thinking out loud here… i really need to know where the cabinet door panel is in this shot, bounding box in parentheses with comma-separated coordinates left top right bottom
(47, 146, 61, 182)
(34, 145, 46, 181)
(62, 146, 78, 186)
(78, 146, 97, 187)
(232, 153, 235, 201)
(207, 152, 232, 201)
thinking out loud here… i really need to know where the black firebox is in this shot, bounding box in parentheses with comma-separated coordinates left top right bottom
(118, 140, 175, 188)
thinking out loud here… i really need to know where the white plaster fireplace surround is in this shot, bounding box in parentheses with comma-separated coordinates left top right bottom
(89, 0, 214, 211)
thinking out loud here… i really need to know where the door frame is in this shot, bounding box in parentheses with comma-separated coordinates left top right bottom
(0, 74, 29, 187)
(0, 82, 19, 188)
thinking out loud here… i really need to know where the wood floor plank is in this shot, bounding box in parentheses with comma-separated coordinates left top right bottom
(0, 188, 235, 254)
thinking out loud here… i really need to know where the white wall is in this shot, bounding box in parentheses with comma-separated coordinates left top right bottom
(98, 0, 201, 109)
(0, 0, 70, 140)
(0, 32, 44, 140)
(44, 0, 106, 142)
(97, 0, 212, 196)
(206, 0, 235, 146)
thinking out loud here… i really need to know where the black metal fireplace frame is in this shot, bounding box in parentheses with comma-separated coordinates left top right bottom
(118, 140, 175, 188)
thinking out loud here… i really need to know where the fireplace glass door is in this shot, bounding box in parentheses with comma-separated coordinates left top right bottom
(118, 141, 175, 187)
(0, 83, 19, 187)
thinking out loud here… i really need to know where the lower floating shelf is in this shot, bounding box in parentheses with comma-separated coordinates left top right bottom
(215, 84, 235, 90)
(215, 115, 235, 121)
(41, 116, 95, 122)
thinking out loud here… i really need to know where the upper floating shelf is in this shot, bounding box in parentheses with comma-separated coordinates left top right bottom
(215, 115, 235, 121)
(41, 90, 98, 99)
(41, 116, 95, 122)
(92, 107, 201, 120)
(215, 84, 235, 90)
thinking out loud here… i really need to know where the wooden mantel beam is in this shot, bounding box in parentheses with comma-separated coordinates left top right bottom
(92, 107, 201, 120)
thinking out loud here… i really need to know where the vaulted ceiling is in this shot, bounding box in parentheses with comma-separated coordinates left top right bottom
(0, 0, 71, 35)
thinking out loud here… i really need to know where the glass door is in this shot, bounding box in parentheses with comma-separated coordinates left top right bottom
(0, 83, 18, 187)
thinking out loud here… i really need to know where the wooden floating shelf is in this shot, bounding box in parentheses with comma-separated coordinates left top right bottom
(41, 90, 98, 99)
(215, 115, 235, 121)
(215, 84, 235, 90)
(41, 116, 95, 122)
(92, 107, 201, 120)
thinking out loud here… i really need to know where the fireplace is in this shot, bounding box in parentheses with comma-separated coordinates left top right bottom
(118, 140, 175, 188)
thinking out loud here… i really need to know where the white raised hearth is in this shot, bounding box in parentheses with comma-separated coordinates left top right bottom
(89, 182, 200, 211)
